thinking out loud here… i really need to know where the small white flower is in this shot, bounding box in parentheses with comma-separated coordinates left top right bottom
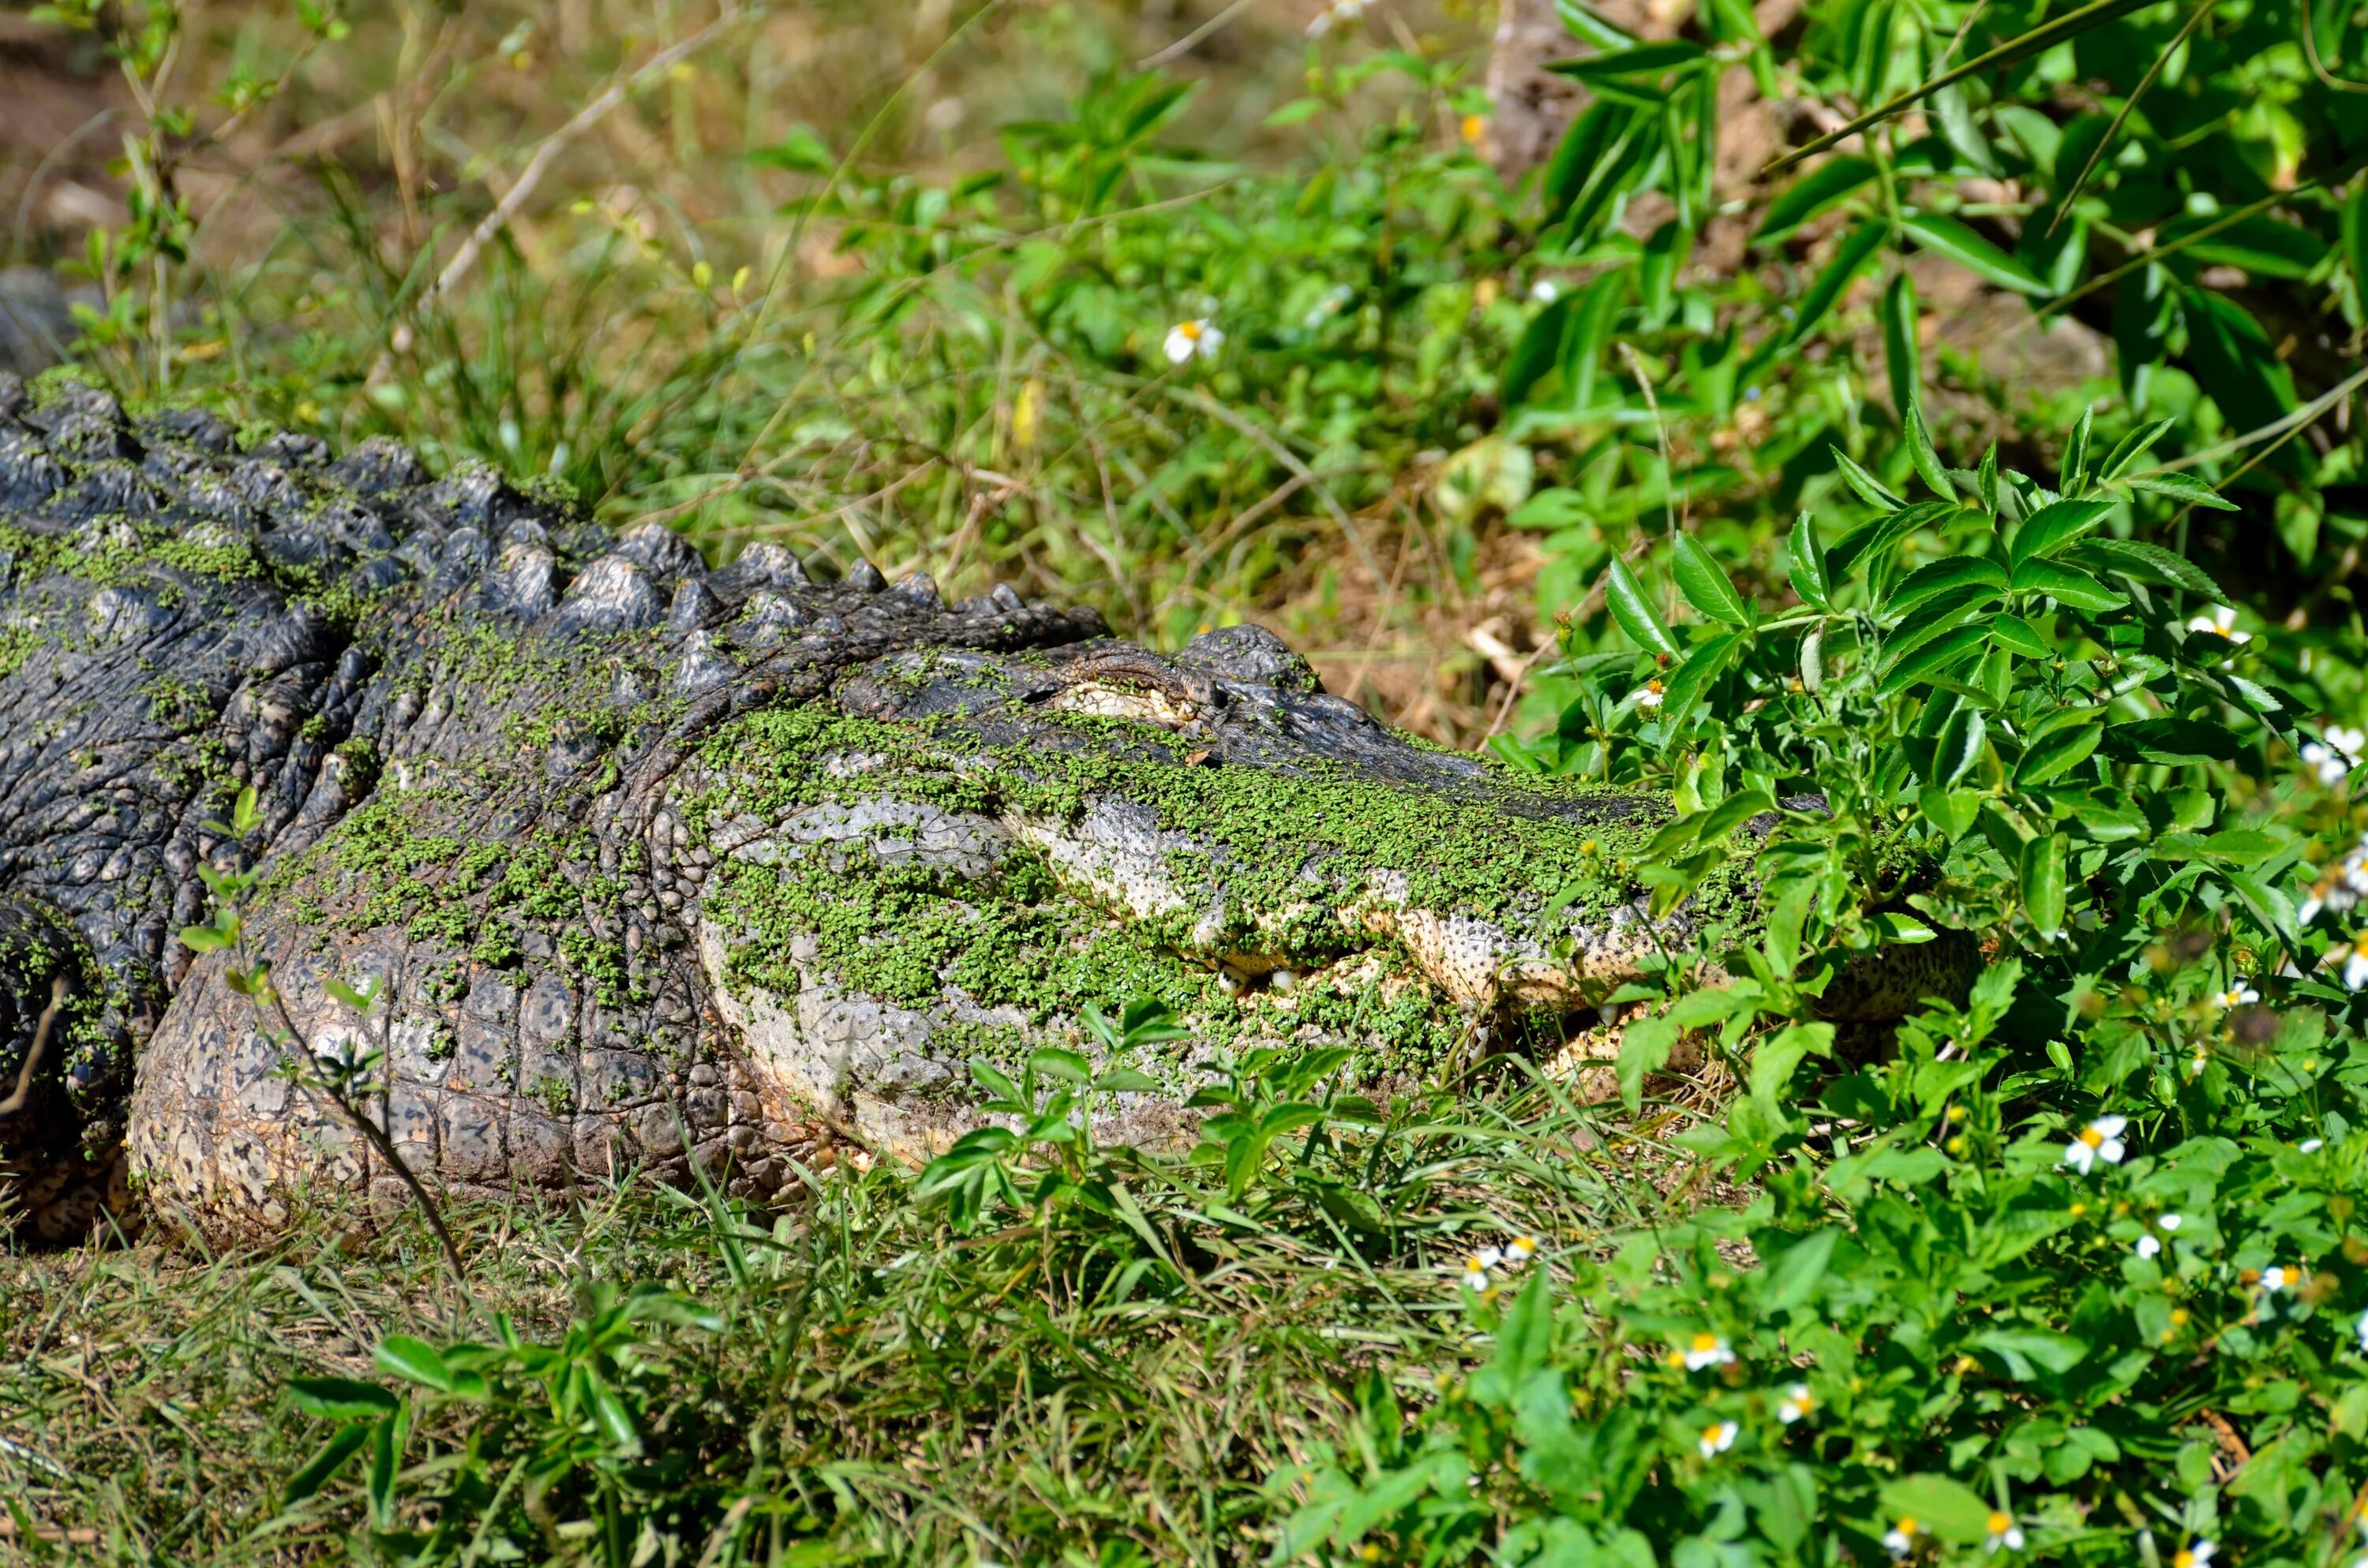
(2062, 1114, 2128, 1174)
(1530, 279, 1561, 303)
(1985, 1512, 2025, 1553)
(2303, 724, 2365, 787)
(2172, 1540, 2215, 1568)
(1699, 1419, 1738, 1458)
(2300, 836, 2368, 923)
(1634, 679, 1665, 710)
(2209, 983, 2260, 1010)
(1459, 1256, 1492, 1290)
(1162, 319, 1224, 365)
(1504, 1234, 1538, 1267)
(2260, 1266, 2295, 1293)
(2135, 1234, 2162, 1260)
(1300, 283, 1354, 328)
(1304, 0, 1366, 36)
(1474, 1246, 1504, 1270)
(2302, 1137, 2327, 1153)
(1681, 1332, 1735, 1371)
(2158, 1214, 2183, 1231)
(1883, 1519, 1920, 1559)
(2184, 606, 2251, 646)
(1777, 1383, 1814, 1424)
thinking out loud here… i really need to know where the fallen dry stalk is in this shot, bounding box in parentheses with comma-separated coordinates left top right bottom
(426, 3, 756, 305)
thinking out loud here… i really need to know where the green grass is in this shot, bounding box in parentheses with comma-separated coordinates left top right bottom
(2, 1081, 1687, 1563)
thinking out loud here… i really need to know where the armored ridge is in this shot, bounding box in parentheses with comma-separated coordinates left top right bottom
(0, 376, 1969, 1243)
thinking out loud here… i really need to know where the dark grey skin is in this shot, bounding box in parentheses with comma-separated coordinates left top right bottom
(0, 377, 1970, 1244)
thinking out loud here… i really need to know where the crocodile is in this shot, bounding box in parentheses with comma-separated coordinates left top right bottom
(0, 375, 1971, 1243)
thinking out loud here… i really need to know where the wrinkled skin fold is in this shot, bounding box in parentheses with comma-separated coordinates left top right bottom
(0, 376, 1972, 1241)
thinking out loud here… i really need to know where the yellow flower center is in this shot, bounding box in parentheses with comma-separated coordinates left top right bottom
(2175, 1553, 2195, 1568)
(1988, 1514, 2012, 1535)
(1460, 114, 1486, 143)
(1896, 1517, 1917, 1536)
(2080, 1127, 2104, 1147)
(1178, 321, 1202, 341)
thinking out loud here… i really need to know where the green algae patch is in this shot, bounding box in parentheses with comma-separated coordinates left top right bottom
(680, 699, 1755, 1076)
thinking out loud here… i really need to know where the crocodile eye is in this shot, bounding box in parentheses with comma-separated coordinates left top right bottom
(1044, 680, 1198, 728)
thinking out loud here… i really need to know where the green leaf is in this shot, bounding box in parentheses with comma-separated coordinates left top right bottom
(2105, 718, 2240, 763)
(1788, 512, 1832, 611)
(1659, 631, 1744, 720)
(1754, 156, 1879, 247)
(2183, 290, 2299, 432)
(1988, 614, 2050, 657)
(1886, 556, 2008, 615)
(2007, 499, 2113, 567)
(1546, 39, 1707, 77)
(1785, 218, 1889, 344)
(1878, 623, 1991, 694)
(1540, 102, 1626, 228)
(2223, 870, 2299, 947)
(367, 1413, 399, 1531)
(1934, 705, 1987, 787)
(2010, 559, 2127, 612)
(1616, 1015, 1680, 1112)
(2059, 405, 2093, 494)
(1879, 1475, 2004, 1544)
(1920, 785, 1980, 839)
(1760, 1226, 1839, 1311)
(1885, 585, 2000, 662)
(749, 125, 836, 174)
(1901, 213, 2050, 295)
(2348, 181, 2368, 307)
(1561, 269, 1630, 407)
(2017, 721, 2104, 786)
(1828, 444, 1906, 512)
(2126, 471, 2239, 511)
(283, 1422, 373, 1506)
(2179, 215, 2325, 281)
(1968, 1326, 2089, 1378)
(2097, 418, 2175, 483)
(1749, 1021, 1833, 1116)
(1695, 788, 1781, 844)
(2070, 539, 2227, 601)
(1831, 501, 1954, 580)
(1670, 533, 1752, 626)
(1501, 294, 1578, 409)
(373, 1337, 451, 1392)
(1881, 273, 1952, 497)
(1027, 1047, 1093, 1083)
(1602, 556, 1681, 657)
(287, 1378, 399, 1422)
(2019, 833, 2067, 936)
